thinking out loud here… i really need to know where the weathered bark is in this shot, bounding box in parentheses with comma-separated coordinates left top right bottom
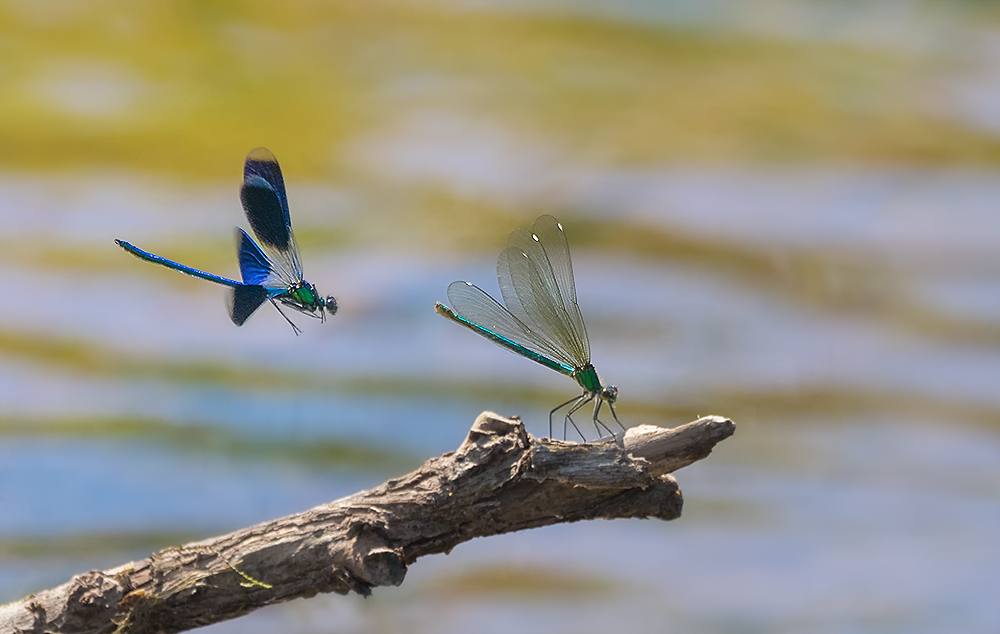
(0, 412, 734, 634)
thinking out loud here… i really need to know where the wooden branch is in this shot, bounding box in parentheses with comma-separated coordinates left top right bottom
(0, 412, 734, 634)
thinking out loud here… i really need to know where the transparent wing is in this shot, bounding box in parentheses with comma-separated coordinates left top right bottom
(446, 281, 573, 368)
(497, 215, 590, 367)
(532, 215, 589, 359)
(240, 148, 303, 287)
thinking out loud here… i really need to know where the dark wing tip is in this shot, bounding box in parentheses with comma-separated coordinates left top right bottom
(228, 285, 270, 326)
(244, 148, 282, 183)
(246, 147, 277, 163)
(240, 178, 291, 250)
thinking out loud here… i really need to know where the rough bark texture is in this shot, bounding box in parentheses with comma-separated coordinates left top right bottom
(0, 412, 734, 634)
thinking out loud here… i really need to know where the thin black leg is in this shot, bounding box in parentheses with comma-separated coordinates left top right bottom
(549, 394, 584, 439)
(591, 399, 616, 439)
(282, 299, 324, 321)
(270, 299, 302, 335)
(607, 401, 626, 432)
(564, 394, 592, 442)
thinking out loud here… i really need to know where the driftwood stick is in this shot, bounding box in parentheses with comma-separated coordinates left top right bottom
(1, 412, 734, 634)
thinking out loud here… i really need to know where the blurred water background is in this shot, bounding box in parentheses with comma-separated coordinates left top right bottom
(2, 1, 999, 632)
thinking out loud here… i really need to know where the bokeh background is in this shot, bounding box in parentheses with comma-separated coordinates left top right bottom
(2, 1, 999, 632)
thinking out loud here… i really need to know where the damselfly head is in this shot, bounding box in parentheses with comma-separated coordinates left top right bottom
(323, 295, 338, 316)
(602, 385, 618, 404)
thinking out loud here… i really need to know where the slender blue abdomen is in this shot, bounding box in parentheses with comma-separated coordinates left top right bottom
(114, 240, 242, 288)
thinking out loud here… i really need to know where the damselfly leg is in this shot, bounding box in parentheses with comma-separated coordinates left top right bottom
(549, 394, 587, 441)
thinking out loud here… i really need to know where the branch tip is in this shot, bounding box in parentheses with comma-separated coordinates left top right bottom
(0, 411, 734, 634)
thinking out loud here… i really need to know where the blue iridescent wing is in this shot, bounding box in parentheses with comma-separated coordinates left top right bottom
(235, 228, 277, 287)
(240, 148, 303, 286)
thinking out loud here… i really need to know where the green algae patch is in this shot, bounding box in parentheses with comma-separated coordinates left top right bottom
(1, 326, 999, 432)
(0, 415, 414, 471)
(2, 0, 999, 180)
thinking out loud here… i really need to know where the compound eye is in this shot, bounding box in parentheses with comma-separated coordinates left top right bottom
(603, 385, 619, 403)
(325, 296, 339, 315)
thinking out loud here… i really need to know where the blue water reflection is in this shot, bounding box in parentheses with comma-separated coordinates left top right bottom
(4, 43, 1000, 634)
(2, 156, 1000, 632)
(3, 158, 1000, 631)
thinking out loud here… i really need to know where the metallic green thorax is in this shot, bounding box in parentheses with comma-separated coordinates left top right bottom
(285, 282, 319, 307)
(274, 281, 337, 325)
(573, 364, 602, 394)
